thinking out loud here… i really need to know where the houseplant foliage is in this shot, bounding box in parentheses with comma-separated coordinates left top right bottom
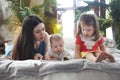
(6, 0, 60, 34)
(6, 0, 37, 31)
(44, 0, 59, 34)
(109, 0, 120, 49)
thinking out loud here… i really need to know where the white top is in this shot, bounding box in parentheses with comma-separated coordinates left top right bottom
(47, 49, 71, 60)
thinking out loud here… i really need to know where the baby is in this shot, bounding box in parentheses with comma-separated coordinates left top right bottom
(45, 34, 71, 60)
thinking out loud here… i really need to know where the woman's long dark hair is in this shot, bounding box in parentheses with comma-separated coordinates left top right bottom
(12, 15, 43, 60)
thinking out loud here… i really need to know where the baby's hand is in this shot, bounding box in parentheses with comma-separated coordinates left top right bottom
(45, 54, 52, 60)
(34, 53, 43, 60)
(63, 56, 70, 61)
(45, 56, 51, 60)
(45, 55, 57, 60)
(50, 57, 57, 60)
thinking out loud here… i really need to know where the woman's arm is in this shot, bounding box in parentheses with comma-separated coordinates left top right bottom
(44, 32, 51, 60)
(44, 32, 50, 53)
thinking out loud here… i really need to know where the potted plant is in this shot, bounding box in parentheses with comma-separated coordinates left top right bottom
(109, 0, 120, 49)
(6, 0, 60, 34)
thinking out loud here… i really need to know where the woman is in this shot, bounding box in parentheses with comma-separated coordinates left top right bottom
(12, 15, 49, 60)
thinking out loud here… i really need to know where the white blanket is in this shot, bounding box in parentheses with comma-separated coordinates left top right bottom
(0, 48, 120, 80)
(0, 57, 120, 80)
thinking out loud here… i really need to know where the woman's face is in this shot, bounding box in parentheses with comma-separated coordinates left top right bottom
(33, 23, 45, 41)
(80, 22, 94, 38)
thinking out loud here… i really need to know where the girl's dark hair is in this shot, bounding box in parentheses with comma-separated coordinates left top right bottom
(12, 15, 43, 60)
(76, 13, 100, 41)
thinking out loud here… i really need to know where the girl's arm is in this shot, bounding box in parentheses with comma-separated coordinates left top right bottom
(75, 44, 81, 59)
(98, 37, 106, 53)
(94, 43, 106, 56)
(99, 43, 106, 52)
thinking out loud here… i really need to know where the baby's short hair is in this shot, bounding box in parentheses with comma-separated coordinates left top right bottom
(50, 34, 63, 44)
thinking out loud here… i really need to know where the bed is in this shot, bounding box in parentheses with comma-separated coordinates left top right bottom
(0, 38, 120, 80)
(0, 51, 120, 80)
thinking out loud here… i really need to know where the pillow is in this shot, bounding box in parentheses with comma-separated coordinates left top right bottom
(104, 38, 116, 48)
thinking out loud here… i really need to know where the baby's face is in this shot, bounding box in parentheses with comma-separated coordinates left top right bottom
(51, 40, 64, 54)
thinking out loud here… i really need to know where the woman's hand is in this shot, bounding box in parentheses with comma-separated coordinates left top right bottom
(34, 53, 43, 60)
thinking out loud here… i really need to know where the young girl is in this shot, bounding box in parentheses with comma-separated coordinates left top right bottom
(75, 12, 115, 62)
(11, 15, 49, 60)
(45, 34, 71, 60)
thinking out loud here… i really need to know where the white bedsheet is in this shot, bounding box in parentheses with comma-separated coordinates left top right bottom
(0, 48, 120, 80)
(0, 57, 120, 80)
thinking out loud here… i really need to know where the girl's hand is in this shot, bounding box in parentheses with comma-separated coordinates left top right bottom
(34, 53, 43, 60)
(101, 51, 107, 54)
(96, 50, 102, 54)
(94, 50, 102, 57)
